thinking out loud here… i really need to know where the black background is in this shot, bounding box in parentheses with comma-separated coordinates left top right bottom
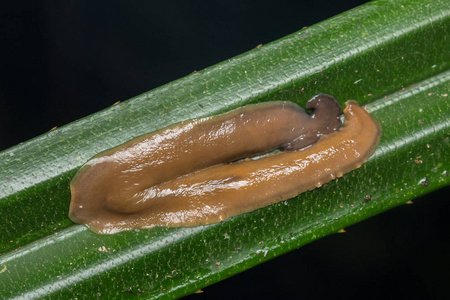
(1, 1, 449, 299)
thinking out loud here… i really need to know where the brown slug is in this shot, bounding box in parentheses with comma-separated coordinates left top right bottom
(69, 95, 381, 234)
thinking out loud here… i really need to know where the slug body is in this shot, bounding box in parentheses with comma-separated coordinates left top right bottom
(69, 95, 380, 234)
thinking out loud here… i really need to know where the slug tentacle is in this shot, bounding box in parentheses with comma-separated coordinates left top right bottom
(69, 96, 380, 234)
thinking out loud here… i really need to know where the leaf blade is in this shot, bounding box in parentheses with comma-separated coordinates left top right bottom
(0, 0, 449, 298)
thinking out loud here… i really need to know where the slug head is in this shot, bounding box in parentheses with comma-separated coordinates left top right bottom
(281, 94, 342, 151)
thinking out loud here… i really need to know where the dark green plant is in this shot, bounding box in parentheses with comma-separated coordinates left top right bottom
(0, 0, 449, 298)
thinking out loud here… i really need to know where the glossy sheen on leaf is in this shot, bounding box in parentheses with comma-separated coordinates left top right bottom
(0, 0, 449, 299)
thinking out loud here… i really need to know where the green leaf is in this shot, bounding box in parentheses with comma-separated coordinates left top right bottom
(1, 0, 449, 298)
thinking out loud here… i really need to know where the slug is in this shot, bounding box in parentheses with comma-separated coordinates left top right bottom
(69, 95, 380, 234)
